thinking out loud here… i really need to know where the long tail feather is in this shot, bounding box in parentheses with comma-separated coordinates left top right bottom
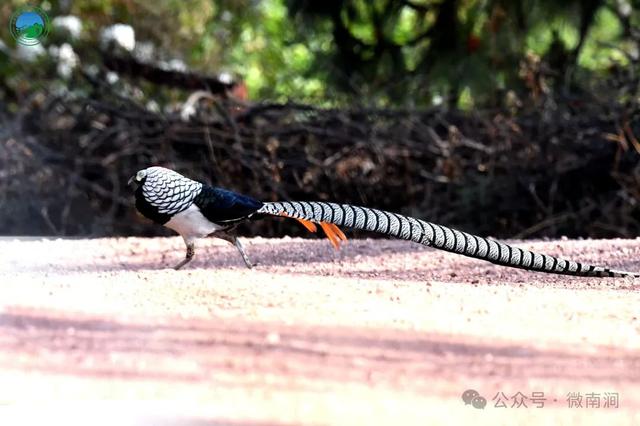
(258, 201, 639, 278)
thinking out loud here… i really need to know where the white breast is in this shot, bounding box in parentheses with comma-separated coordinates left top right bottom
(164, 204, 222, 239)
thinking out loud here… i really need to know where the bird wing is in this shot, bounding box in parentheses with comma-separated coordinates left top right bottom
(193, 185, 264, 224)
(192, 186, 347, 247)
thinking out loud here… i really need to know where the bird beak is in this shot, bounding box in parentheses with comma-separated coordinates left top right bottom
(127, 175, 135, 186)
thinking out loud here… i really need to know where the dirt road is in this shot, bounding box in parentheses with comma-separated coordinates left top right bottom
(1, 236, 639, 425)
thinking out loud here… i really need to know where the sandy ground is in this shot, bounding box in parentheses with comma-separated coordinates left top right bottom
(1, 236, 640, 425)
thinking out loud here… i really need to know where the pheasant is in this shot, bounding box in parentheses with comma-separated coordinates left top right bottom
(129, 166, 639, 277)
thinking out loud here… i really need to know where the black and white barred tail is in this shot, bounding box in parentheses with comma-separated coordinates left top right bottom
(258, 201, 640, 278)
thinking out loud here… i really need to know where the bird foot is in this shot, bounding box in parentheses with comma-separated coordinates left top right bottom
(173, 242, 195, 270)
(217, 233, 254, 269)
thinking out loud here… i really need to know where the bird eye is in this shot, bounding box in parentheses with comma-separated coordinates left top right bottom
(136, 170, 146, 181)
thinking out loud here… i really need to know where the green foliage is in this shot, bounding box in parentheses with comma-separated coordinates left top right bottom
(0, 0, 638, 108)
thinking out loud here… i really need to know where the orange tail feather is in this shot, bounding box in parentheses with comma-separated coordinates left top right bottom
(293, 217, 318, 233)
(319, 222, 347, 250)
(277, 213, 347, 250)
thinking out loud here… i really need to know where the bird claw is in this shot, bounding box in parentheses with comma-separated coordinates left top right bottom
(173, 259, 189, 270)
(173, 242, 195, 270)
(235, 240, 254, 269)
(217, 232, 254, 269)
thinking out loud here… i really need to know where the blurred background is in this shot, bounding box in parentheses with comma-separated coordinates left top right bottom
(1, 0, 639, 240)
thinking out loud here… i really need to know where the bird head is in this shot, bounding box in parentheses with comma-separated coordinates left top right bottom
(128, 169, 148, 187)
